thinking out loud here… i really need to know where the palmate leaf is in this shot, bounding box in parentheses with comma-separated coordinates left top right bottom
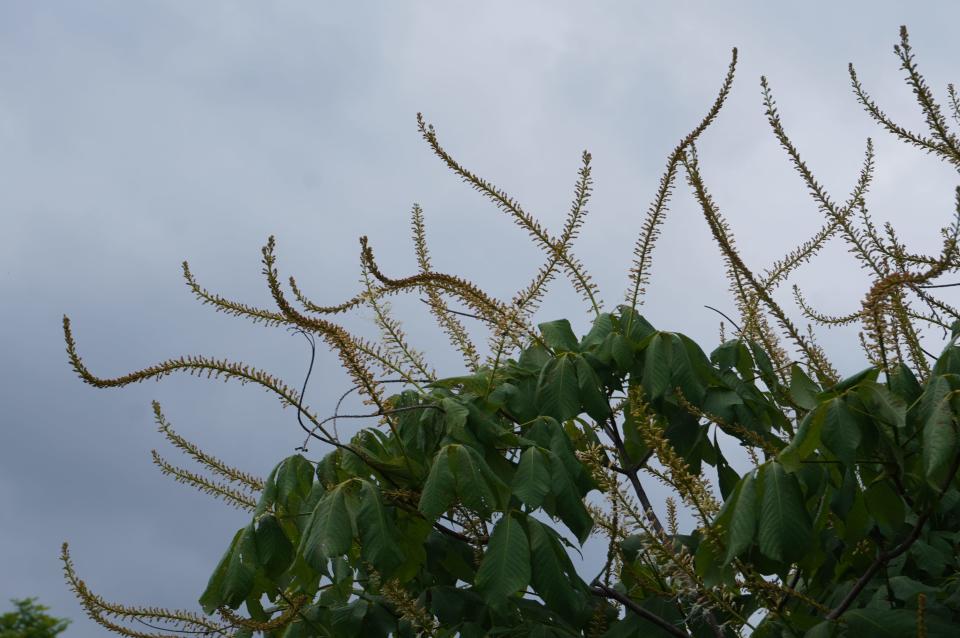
(922, 394, 957, 483)
(419, 444, 507, 521)
(356, 480, 403, 571)
(788, 364, 820, 411)
(641, 332, 672, 400)
(299, 481, 356, 571)
(513, 446, 552, 509)
(721, 471, 758, 563)
(536, 355, 580, 422)
(757, 462, 812, 564)
(474, 512, 531, 606)
(200, 524, 258, 613)
(574, 355, 611, 421)
(779, 403, 827, 471)
(538, 319, 580, 353)
(419, 446, 457, 521)
(527, 518, 587, 624)
(818, 396, 861, 466)
(254, 514, 293, 578)
(579, 313, 615, 350)
(547, 450, 594, 543)
(451, 444, 508, 515)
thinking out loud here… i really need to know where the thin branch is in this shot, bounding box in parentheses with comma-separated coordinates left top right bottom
(592, 584, 691, 638)
(826, 447, 960, 619)
(704, 305, 742, 333)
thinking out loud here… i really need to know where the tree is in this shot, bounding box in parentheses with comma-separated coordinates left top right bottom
(61, 26, 960, 637)
(0, 599, 70, 638)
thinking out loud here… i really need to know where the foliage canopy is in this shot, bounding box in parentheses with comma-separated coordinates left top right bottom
(0, 599, 70, 638)
(62, 26, 960, 638)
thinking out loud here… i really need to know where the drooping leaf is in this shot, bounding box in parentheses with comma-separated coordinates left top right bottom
(419, 446, 456, 522)
(513, 446, 552, 509)
(199, 524, 258, 613)
(842, 608, 917, 638)
(527, 517, 587, 623)
(863, 480, 905, 533)
(451, 444, 507, 516)
(574, 355, 611, 421)
(757, 463, 813, 564)
(788, 364, 821, 411)
(857, 382, 906, 444)
(580, 313, 615, 350)
(300, 482, 355, 571)
(356, 480, 402, 571)
(275, 454, 314, 510)
(539, 319, 580, 353)
(474, 512, 531, 606)
(823, 367, 879, 394)
(547, 450, 594, 543)
(609, 333, 634, 373)
(642, 332, 672, 400)
(617, 305, 656, 342)
(254, 514, 293, 578)
(536, 355, 581, 422)
(779, 405, 827, 472)
(818, 397, 861, 466)
(723, 471, 758, 562)
(922, 393, 957, 483)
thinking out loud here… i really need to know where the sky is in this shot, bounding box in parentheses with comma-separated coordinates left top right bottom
(3, 1, 960, 634)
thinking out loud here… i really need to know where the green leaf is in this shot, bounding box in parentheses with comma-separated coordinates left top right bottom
(617, 305, 656, 342)
(748, 341, 779, 389)
(757, 463, 813, 564)
(513, 446, 552, 509)
(300, 482, 355, 570)
(824, 366, 879, 394)
(419, 446, 457, 521)
(642, 332, 672, 400)
(275, 454, 314, 510)
(788, 364, 821, 411)
(474, 512, 531, 605)
(863, 480, 905, 533)
(199, 525, 258, 613)
(441, 398, 475, 445)
(536, 355, 580, 422)
(580, 313, 615, 350)
(547, 451, 594, 543)
(539, 319, 580, 353)
(923, 393, 957, 483)
(574, 355, 611, 421)
(254, 514, 293, 578)
(527, 518, 586, 623)
(610, 333, 634, 372)
(819, 397, 861, 465)
(842, 608, 916, 638)
(779, 405, 827, 471)
(857, 382, 906, 443)
(888, 362, 922, 405)
(356, 480, 402, 571)
(451, 445, 506, 516)
(723, 472, 758, 562)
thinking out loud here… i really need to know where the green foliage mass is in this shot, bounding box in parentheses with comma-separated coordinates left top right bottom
(0, 599, 70, 638)
(60, 25, 960, 638)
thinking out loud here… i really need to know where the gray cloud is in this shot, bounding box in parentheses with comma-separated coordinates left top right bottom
(3, 1, 960, 633)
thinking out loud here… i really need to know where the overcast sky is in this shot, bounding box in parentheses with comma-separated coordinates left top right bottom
(4, 1, 960, 634)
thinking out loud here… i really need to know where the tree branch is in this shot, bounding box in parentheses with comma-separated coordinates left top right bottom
(826, 449, 960, 619)
(592, 585, 691, 638)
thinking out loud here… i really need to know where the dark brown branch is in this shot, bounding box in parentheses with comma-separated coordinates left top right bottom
(606, 415, 664, 534)
(419, 297, 483, 320)
(704, 305, 742, 333)
(592, 584, 691, 638)
(826, 449, 960, 619)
